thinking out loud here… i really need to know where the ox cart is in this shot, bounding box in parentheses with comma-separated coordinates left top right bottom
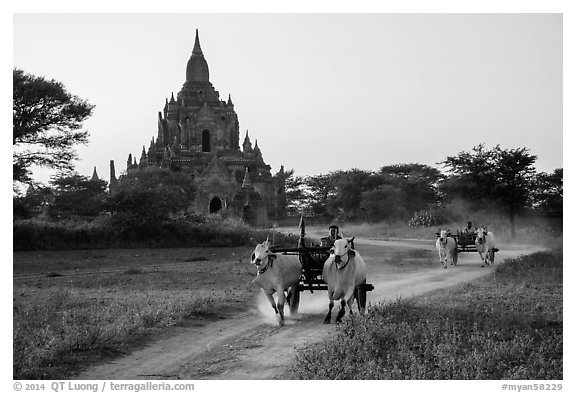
(270, 217, 375, 315)
(435, 230, 477, 252)
(454, 230, 478, 252)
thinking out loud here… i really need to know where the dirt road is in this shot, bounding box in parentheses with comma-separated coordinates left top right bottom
(76, 238, 536, 380)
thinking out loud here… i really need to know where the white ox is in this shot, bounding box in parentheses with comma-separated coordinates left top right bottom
(474, 227, 497, 267)
(251, 240, 302, 326)
(435, 230, 458, 269)
(322, 237, 367, 324)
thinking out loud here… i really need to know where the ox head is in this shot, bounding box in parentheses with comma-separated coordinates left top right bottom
(476, 227, 488, 244)
(250, 238, 276, 267)
(331, 237, 356, 268)
(438, 229, 448, 245)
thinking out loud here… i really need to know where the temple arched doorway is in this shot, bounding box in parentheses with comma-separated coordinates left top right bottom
(243, 204, 255, 226)
(202, 130, 211, 152)
(209, 197, 222, 213)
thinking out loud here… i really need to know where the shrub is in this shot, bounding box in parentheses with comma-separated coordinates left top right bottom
(13, 215, 297, 251)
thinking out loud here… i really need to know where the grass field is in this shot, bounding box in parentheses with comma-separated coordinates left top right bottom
(13, 247, 258, 379)
(12, 240, 442, 380)
(288, 250, 563, 380)
(13, 231, 562, 380)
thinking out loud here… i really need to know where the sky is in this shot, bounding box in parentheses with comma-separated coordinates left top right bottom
(12, 13, 563, 184)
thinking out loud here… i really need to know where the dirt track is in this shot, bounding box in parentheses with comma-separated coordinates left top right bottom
(76, 238, 537, 380)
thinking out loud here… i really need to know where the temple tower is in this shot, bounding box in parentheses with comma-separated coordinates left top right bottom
(111, 30, 285, 226)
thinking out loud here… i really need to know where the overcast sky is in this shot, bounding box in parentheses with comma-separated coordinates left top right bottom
(13, 13, 562, 183)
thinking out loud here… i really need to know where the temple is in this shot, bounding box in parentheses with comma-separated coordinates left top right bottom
(109, 30, 286, 226)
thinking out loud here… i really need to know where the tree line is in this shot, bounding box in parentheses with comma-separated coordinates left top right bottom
(13, 68, 563, 236)
(282, 145, 562, 233)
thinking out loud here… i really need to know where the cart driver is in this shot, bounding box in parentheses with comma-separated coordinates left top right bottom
(321, 225, 342, 247)
(328, 225, 342, 244)
(462, 221, 475, 234)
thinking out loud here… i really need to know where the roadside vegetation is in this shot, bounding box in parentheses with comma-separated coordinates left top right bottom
(288, 250, 563, 380)
(13, 214, 297, 251)
(13, 247, 261, 379)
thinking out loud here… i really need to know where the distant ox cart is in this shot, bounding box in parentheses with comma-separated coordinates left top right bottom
(435, 229, 478, 253)
(435, 226, 500, 269)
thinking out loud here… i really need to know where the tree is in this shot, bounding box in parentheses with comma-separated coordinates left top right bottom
(531, 168, 563, 216)
(331, 169, 384, 220)
(439, 144, 500, 205)
(360, 184, 405, 221)
(13, 183, 54, 220)
(303, 173, 339, 218)
(48, 173, 108, 218)
(379, 163, 443, 214)
(379, 163, 444, 185)
(283, 169, 308, 214)
(106, 167, 196, 228)
(440, 144, 537, 237)
(492, 147, 537, 236)
(13, 68, 95, 184)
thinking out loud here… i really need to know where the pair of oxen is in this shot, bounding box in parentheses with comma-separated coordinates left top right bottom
(436, 227, 498, 268)
(250, 237, 366, 326)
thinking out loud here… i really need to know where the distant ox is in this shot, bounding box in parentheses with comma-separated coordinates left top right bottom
(251, 239, 302, 326)
(322, 237, 367, 324)
(475, 227, 497, 267)
(435, 230, 458, 269)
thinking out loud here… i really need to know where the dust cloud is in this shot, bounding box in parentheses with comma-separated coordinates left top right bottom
(253, 290, 329, 325)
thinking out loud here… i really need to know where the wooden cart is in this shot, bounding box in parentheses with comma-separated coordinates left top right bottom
(271, 216, 374, 314)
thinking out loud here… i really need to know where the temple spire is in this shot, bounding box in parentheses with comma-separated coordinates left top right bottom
(242, 130, 253, 153)
(139, 146, 148, 167)
(192, 29, 203, 56)
(91, 166, 99, 181)
(242, 167, 253, 189)
(186, 29, 210, 82)
(109, 160, 118, 194)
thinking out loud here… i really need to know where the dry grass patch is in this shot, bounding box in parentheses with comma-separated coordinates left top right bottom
(289, 251, 562, 380)
(13, 248, 260, 379)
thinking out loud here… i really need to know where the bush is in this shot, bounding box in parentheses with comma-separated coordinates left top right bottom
(13, 215, 297, 251)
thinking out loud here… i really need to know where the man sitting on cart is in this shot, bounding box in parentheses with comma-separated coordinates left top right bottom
(321, 225, 342, 247)
(462, 221, 475, 234)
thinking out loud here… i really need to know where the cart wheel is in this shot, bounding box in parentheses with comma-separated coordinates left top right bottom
(355, 281, 367, 315)
(289, 286, 300, 315)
